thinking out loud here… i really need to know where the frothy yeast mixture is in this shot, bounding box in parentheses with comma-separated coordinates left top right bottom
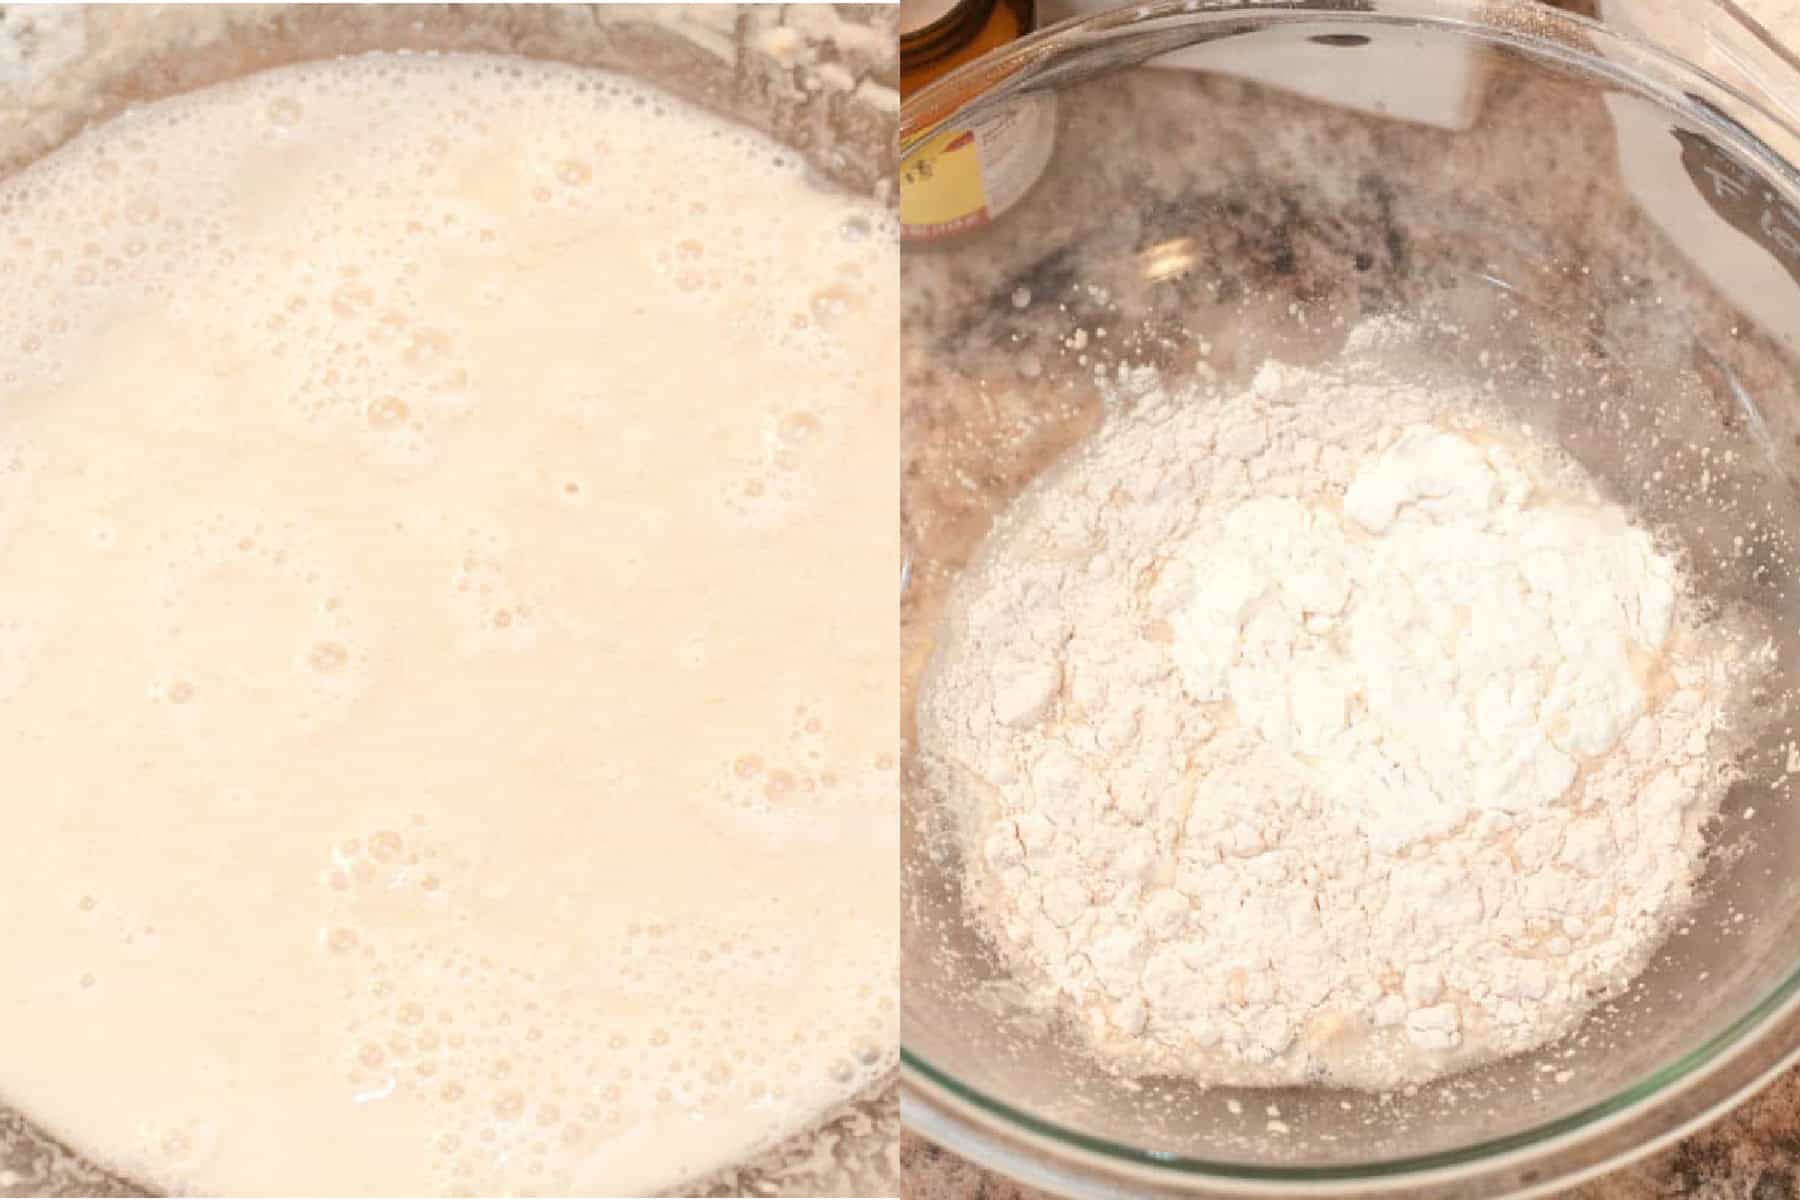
(0, 54, 897, 1196)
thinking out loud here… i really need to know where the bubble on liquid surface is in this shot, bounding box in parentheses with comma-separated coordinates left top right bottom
(266, 97, 304, 127)
(366, 396, 408, 431)
(307, 641, 349, 674)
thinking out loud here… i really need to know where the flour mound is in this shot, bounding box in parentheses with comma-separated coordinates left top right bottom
(918, 354, 1762, 1088)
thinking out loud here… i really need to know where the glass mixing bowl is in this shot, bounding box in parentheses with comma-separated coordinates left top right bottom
(899, 2, 1800, 1195)
(0, 6, 896, 1196)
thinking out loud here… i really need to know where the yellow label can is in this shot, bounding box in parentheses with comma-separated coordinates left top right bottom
(900, 92, 1056, 242)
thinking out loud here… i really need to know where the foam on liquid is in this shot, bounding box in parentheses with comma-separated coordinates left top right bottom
(0, 53, 896, 1196)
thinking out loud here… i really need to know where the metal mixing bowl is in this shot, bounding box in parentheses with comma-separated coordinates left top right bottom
(900, 2, 1800, 1195)
(0, 5, 897, 1196)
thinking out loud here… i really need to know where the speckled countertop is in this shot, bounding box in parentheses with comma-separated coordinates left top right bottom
(901, 1079, 1800, 1200)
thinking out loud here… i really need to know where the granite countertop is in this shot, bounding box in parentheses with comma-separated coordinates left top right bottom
(901, 1077, 1800, 1200)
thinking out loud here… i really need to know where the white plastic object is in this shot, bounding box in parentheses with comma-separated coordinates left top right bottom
(1038, 0, 1492, 130)
(1600, 0, 1800, 356)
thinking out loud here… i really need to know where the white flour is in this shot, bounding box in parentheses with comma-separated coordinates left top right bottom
(917, 349, 1763, 1088)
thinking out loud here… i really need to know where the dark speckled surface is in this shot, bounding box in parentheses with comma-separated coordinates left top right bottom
(902, 1067, 1800, 1200)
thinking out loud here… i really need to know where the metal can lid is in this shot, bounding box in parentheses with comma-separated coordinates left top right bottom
(902, 0, 968, 37)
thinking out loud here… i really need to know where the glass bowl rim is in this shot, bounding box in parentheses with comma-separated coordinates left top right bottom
(900, 0, 1800, 1188)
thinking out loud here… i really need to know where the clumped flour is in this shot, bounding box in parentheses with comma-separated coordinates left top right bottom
(0, 52, 895, 1198)
(918, 338, 1766, 1088)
